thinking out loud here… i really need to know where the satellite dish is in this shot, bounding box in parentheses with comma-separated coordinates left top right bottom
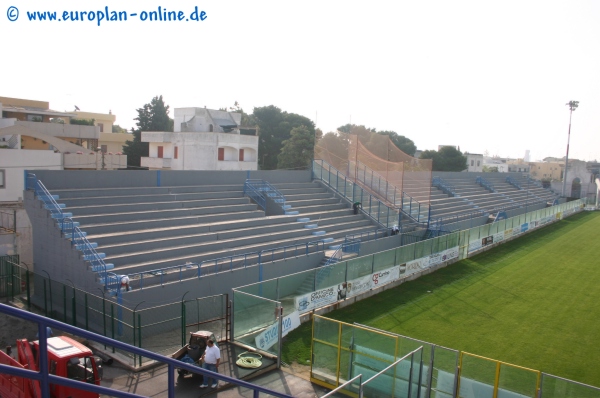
(74, 105, 80, 111)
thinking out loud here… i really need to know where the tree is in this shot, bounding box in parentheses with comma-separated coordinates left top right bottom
(112, 124, 128, 134)
(277, 125, 315, 170)
(419, 146, 467, 171)
(482, 165, 499, 173)
(253, 105, 315, 170)
(222, 101, 257, 127)
(377, 131, 416, 156)
(123, 95, 173, 167)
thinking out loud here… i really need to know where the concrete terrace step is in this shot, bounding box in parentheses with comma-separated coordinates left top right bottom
(102, 219, 374, 264)
(113, 224, 378, 276)
(66, 197, 252, 216)
(50, 184, 244, 199)
(90, 213, 366, 246)
(59, 190, 245, 207)
(70, 203, 260, 224)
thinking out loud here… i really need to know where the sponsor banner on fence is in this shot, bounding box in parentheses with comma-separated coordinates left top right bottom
(346, 274, 372, 298)
(371, 265, 400, 287)
(521, 223, 529, 233)
(493, 231, 505, 243)
(429, 252, 443, 266)
(504, 229, 514, 239)
(468, 240, 482, 253)
(406, 246, 459, 275)
(405, 258, 428, 276)
(295, 285, 338, 313)
(512, 226, 521, 236)
(442, 246, 459, 262)
(254, 311, 301, 351)
(482, 236, 494, 247)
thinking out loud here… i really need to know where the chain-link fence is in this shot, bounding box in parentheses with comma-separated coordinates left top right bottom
(7, 266, 228, 368)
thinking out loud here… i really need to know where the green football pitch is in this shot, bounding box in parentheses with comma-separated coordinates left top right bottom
(282, 211, 600, 386)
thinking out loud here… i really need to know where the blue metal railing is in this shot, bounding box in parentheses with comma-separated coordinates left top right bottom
(350, 160, 402, 207)
(506, 176, 522, 189)
(313, 160, 399, 228)
(432, 176, 456, 197)
(348, 160, 431, 225)
(243, 180, 267, 210)
(26, 174, 120, 293)
(476, 176, 495, 192)
(243, 179, 287, 211)
(0, 303, 293, 398)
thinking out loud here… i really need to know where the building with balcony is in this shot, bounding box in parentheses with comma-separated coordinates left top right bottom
(141, 107, 258, 170)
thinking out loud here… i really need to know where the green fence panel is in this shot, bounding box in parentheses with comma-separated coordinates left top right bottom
(540, 374, 600, 398)
(373, 250, 397, 273)
(346, 256, 373, 280)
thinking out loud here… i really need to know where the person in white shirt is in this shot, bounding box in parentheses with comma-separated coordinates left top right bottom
(120, 275, 131, 291)
(199, 339, 220, 389)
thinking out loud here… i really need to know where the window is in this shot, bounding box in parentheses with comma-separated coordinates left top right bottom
(239, 149, 244, 161)
(477, 160, 480, 167)
(157, 146, 164, 158)
(471, 160, 474, 166)
(209, 124, 214, 132)
(98, 123, 104, 133)
(218, 148, 224, 161)
(27, 114, 43, 122)
(174, 146, 178, 159)
(0, 170, 5, 189)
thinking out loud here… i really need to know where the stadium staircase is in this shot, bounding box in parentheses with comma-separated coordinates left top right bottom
(26, 174, 383, 295)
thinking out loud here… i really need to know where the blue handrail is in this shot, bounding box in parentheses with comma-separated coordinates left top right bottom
(244, 179, 287, 211)
(0, 303, 293, 398)
(243, 180, 267, 210)
(26, 174, 120, 293)
(313, 159, 399, 229)
(476, 176, 495, 192)
(432, 176, 456, 197)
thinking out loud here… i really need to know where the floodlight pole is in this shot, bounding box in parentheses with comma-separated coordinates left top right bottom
(562, 101, 579, 197)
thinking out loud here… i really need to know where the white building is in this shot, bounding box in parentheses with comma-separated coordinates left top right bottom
(465, 153, 483, 172)
(141, 107, 258, 170)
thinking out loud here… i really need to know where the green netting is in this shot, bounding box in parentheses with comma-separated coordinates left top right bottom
(232, 290, 278, 349)
(431, 346, 459, 398)
(459, 354, 496, 398)
(498, 364, 539, 398)
(396, 245, 415, 265)
(373, 250, 396, 272)
(346, 256, 373, 280)
(315, 261, 347, 291)
(313, 341, 340, 385)
(540, 374, 600, 398)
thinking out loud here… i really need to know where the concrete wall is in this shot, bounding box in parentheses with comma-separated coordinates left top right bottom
(28, 169, 312, 190)
(24, 190, 99, 282)
(16, 120, 99, 140)
(63, 153, 127, 170)
(0, 149, 62, 202)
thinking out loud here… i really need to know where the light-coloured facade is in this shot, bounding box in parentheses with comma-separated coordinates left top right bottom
(528, 161, 563, 181)
(465, 153, 483, 172)
(141, 107, 258, 170)
(482, 157, 509, 173)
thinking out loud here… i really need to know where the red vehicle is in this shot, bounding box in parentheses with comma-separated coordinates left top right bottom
(0, 335, 102, 398)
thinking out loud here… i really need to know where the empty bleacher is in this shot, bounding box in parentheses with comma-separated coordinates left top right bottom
(37, 180, 382, 291)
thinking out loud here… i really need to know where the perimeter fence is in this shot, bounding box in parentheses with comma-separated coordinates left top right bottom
(313, 317, 600, 398)
(1, 255, 228, 368)
(232, 199, 588, 358)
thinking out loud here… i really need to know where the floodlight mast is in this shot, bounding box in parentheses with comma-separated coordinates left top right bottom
(561, 101, 579, 197)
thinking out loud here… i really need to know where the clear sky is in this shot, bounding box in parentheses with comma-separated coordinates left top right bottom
(2, 0, 599, 162)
